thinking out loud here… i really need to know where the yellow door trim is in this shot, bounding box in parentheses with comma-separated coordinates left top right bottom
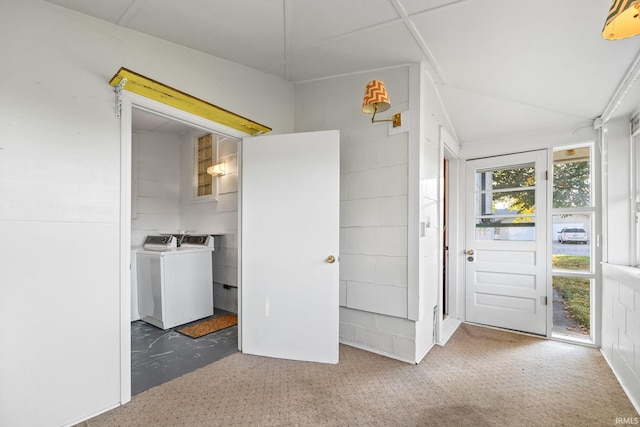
(109, 67, 271, 136)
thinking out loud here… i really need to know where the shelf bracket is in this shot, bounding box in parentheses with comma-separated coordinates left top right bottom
(114, 78, 128, 119)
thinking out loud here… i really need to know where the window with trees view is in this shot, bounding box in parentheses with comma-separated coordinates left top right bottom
(475, 163, 536, 241)
(551, 145, 593, 341)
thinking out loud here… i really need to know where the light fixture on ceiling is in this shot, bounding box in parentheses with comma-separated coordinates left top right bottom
(362, 80, 402, 127)
(602, 0, 640, 40)
(207, 162, 226, 176)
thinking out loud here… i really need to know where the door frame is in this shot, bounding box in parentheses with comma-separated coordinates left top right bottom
(438, 145, 463, 344)
(118, 92, 248, 404)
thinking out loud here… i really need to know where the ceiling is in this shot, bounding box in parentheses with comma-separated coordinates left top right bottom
(44, 0, 640, 145)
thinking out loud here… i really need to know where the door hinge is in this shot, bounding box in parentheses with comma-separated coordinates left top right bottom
(541, 296, 548, 305)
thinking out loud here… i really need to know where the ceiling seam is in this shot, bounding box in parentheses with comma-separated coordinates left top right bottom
(444, 84, 596, 120)
(283, 0, 292, 81)
(388, 0, 448, 86)
(293, 63, 413, 85)
(117, 0, 146, 26)
(406, 0, 473, 19)
(262, 18, 404, 76)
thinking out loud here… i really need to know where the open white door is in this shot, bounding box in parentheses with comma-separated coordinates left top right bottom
(465, 150, 547, 335)
(241, 130, 340, 364)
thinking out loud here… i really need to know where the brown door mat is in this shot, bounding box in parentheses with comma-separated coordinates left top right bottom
(177, 314, 238, 339)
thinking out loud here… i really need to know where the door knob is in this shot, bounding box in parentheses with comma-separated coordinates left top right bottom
(326, 255, 336, 264)
(466, 249, 474, 255)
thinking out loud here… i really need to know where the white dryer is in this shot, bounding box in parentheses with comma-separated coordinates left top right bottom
(137, 235, 214, 329)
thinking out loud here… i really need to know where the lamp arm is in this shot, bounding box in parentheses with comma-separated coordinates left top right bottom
(370, 105, 402, 127)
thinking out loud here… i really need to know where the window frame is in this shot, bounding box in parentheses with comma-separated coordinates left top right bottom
(192, 132, 218, 202)
(550, 142, 596, 343)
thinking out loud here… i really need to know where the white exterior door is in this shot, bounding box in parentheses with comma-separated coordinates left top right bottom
(465, 150, 547, 335)
(241, 130, 340, 364)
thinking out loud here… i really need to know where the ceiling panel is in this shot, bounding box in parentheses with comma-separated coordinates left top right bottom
(132, 108, 196, 135)
(125, 0, 285, 73)
(290, 0, 399, 49)
(401, 0, 466, 16)
(413, 0, 640, 119)
(288, 21, 423, 82)
(438, 85, 593, 144)
(43, 0, 134, 23)
(40, 0, 640, 145)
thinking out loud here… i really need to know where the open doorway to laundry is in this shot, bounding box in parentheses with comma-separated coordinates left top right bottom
(551, 144, 594, 343)
(129, 106, 241, 395)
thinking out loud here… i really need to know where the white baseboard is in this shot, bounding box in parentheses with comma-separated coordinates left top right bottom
(438, 317, 462, 346)
(601, 349, 640, 416)
(339, 341, 417, 364)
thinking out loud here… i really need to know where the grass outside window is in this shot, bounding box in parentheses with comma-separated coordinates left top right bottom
(552, 254, 590, 332)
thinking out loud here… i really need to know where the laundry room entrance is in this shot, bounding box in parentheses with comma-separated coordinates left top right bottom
(128, 104, 242, 395)
(117, 79, 341, 401)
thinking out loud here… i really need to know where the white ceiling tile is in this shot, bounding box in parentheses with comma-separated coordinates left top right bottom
(289, 22, 423, 82)
(290, 0, 399, 49)
(125, 0, 285, 72)
(39, 0, 640, 145)
(438, 85, 593, 144)
(43, 0, 135, 23)
(400, 0, 465, 16)
(412, 0, 640, 119)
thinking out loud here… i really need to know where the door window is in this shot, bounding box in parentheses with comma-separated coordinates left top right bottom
(474, 163, 536, 241)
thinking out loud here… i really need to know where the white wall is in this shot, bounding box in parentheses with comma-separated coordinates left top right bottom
(604, 117, 632, 265)
(179, 131, 240, 313)
(602, 264, 640, 412)
(131, 132, 181, 246)
(601, 115, 640, 412)
(294, 64, 450, 363)
(0, 1, 292, 426)
(415, 66, 455, 359)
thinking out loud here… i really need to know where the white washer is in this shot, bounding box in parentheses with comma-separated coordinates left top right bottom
(131, 249, 141, 321)
(136, 246, 214, 330)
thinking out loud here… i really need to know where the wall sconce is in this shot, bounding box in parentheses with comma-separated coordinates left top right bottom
(207, 162, 226, 176)
(602, 0, 640, 40)
(362, 80, 402, 127)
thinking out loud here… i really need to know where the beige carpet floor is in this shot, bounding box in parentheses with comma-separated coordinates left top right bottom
(78, 323, 638, 426)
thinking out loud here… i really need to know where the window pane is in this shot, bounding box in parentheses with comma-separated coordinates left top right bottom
(197, 134, 213, 197)
(552, 276, 591, 338)
(552, 214, 591, 273)
(475, 217, 535, 241)
(475, 189, 536, 215)
(553, 147, 591, 208)
(476, 165, 535, 191)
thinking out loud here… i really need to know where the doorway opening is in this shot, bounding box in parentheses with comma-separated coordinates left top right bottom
(551, 144, 594, 343)
(129, 107, 242, 394)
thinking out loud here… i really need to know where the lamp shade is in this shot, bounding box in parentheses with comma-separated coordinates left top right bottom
(603, 0, 640, 40)
(362, 80, 391, 114)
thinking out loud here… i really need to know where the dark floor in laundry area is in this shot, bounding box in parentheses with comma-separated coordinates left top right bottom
(131, 310, 238, 395)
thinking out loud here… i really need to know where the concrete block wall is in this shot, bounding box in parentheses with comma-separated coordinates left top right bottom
(341, 129, 409, 318)
(602, 264, 640, 410)
(295, 66, 429, 361)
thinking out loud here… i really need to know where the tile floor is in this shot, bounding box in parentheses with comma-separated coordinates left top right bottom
(131, 311, 238, 395)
